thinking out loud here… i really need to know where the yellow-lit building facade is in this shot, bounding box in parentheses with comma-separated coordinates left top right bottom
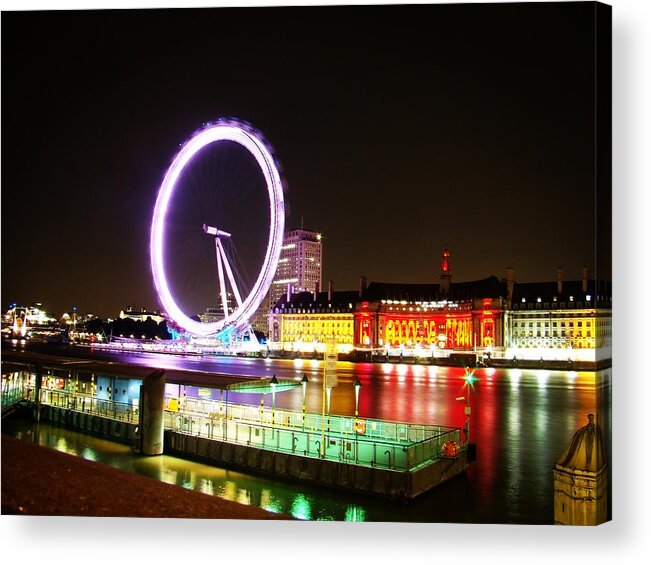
(504, 275, 612, 362)
(268, 289, 357, 353)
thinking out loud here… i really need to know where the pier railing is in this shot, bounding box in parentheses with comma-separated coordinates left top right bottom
(175, 396, 450, 444)
(39, 388, 139, 423)
(164, 398, 460, 472)
(0, 370, 138, 424)
(1, 372, 35, 410)
(2, 382, 26, 409)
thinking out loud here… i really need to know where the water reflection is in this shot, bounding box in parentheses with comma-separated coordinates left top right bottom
(2, 357, 611, 524)
(56, 437, 68, 453)
(536, 371, 550, 388)
(261, 489, 282, 514)
(345, 505, 367, 522)
(291, 493, 312, 520)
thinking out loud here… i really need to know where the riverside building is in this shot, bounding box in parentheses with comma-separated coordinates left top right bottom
(269, 229, 323, 308)
(504, 268, 612, 363)
(268, 250, 611, 364)
(269, 250, 507, 356)
(268, 281, 356, 353)
(255, 228, 323, 337)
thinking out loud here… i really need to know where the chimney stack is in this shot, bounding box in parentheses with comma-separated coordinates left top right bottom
(328, 280, 333, 302)
(506, 267, 515, 303)
(582, 266, 589, 293)
(359, 275, 367, 298)
(557, 267, 563, 294)
(313, 281, 319, 301)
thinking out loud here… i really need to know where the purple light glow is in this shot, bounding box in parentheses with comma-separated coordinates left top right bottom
(150, 120, 285, 337)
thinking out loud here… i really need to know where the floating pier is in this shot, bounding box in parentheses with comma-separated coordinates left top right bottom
(2, 352, 468, 500)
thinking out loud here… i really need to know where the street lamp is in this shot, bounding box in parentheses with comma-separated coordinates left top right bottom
(301, 373, 308, 429)
(462, 367, 477, 444)
(270, 375, 278, 428)
(353, 378, 361, 431)
(353, 378, 362, 463)
(326, 386, 332, 435)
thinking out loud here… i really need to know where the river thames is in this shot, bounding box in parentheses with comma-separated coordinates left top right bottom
(2, 343, 611, 523)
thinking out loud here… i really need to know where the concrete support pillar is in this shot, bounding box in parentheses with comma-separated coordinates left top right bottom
(139, 370, 166, 455)
(34, 363, 43, 422)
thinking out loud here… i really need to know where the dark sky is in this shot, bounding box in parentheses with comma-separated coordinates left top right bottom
(2, 3, 604, 318)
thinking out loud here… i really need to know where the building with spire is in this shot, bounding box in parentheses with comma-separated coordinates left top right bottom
(270, 249, 507, 355)
(439, 247, 452, 298)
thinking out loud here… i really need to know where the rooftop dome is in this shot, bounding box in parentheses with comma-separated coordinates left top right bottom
(555, 414, 607, 472)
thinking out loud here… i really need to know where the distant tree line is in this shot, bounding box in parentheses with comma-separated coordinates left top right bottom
(83, 317, 171, 340)
(81, 317, 267, 343)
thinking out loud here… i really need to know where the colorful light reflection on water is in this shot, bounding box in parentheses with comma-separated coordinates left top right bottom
(3, 349, 611, 523)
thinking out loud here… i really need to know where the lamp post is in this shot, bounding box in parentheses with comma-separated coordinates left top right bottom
(326, 386, 332, 435)
(354, 378, 361, 463)
(353, 378, 361, 431)
(462, 368, 477, 445)
(301, 373, 308, 429)
(270, 375, 278, 429)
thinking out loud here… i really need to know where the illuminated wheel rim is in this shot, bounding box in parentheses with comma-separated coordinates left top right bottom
(150, 120, 285, 337)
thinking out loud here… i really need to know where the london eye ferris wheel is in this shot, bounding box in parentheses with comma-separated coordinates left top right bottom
(150, 119, 286, 340)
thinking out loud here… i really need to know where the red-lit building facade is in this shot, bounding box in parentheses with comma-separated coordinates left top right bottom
(352, 250, 507, 352)
(269, 250, 508, 355)
(354, 279, 507, 353)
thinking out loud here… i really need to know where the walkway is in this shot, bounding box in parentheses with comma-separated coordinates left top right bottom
(1, 434, 290, 519)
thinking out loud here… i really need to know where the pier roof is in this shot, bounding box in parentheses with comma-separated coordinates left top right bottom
(1, 350, 258, 390)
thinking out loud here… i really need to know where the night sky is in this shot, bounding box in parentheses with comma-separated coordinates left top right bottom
(2, 3, 605, 318)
